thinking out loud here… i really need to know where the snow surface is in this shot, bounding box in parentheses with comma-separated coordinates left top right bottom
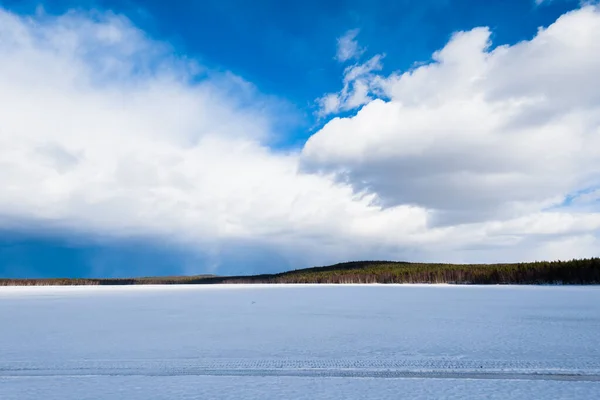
(1, 284, 600, 399)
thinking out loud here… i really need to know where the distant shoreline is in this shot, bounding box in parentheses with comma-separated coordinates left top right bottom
(2, 258, 599, 286)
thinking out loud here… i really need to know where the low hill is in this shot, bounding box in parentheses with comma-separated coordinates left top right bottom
(1, 258, 600, 285)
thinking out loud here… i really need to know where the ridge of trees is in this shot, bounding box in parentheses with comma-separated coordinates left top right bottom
(2, 258, 599, 285)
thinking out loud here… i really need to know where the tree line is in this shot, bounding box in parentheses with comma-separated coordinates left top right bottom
(1, 258, 599, 285)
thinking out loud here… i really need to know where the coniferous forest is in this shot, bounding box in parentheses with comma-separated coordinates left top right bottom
(1, 258, 599, 285)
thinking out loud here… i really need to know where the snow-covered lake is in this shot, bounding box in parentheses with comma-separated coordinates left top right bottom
(1, 284, 600, 399)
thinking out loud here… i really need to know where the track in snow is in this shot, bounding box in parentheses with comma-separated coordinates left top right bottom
(2, 358, 600, 381)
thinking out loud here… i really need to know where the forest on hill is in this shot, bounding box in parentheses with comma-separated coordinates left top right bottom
(1, 258, 599, 286)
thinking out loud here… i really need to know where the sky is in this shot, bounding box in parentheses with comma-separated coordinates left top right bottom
(0, 0, 599, 278)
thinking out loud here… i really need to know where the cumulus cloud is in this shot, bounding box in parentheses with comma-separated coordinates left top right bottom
(304, 6, 600, 231)
(335, 28, 365, 62)
(1, 6, 599, 274)
(0, 8, 433, 273)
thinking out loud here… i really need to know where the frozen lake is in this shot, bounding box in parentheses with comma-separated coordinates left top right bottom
(1, 284, 600, 399)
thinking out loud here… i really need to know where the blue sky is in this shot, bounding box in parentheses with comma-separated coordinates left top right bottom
(0, 0, 599, 278)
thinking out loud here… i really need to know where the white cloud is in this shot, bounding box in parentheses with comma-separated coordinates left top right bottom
(335, 28, 364, 62)
(304, 6, 600, 228)
(0, 8, 433, 272)
(317, 54, 384, 116)
(0, 6, 599, 274)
